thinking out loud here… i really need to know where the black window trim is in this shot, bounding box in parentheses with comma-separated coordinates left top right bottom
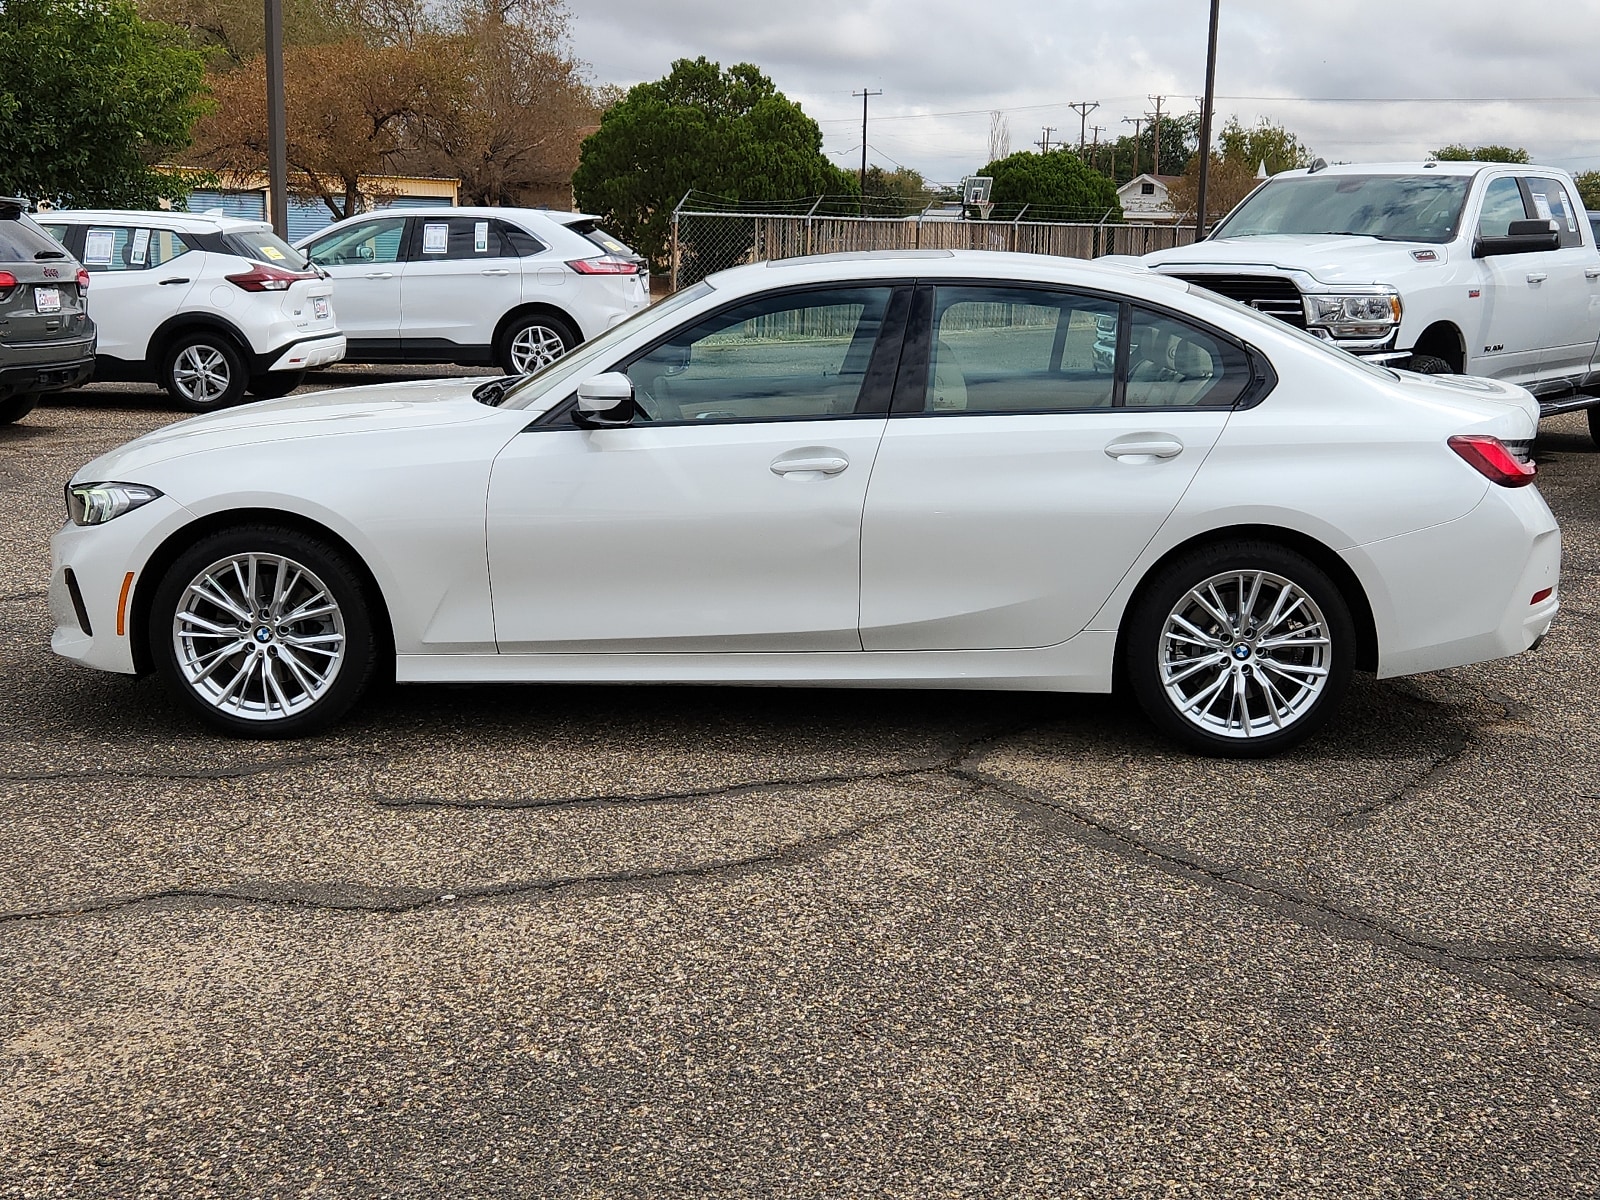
(888, 276, 1276, 417)
(527, 279, 914, 431)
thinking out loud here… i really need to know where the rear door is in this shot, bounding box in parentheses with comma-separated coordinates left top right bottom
(1517, 174, 1600, 385)
(74, 223, 201, 365)
(860, 285, 1241, 651)
(399, 216, 523, 357)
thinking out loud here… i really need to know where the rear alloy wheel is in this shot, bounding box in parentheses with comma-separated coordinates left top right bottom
(1127, 542, 1355, 756)
(247, 370, 306, 399)
(150, 526, 377, 737)
(498, 314, 576, 375)
(163, 333, 248, 412)
(0, 394, 40, 425)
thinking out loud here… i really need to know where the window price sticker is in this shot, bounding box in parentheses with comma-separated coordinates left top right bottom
(475, 221, 489, 253)
(130, 227, 150, 266)
(423, 222, 449, 254)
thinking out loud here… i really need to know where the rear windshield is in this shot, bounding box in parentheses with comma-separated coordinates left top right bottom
(0, 210, 71, 263)
(567, 218, 637, 259)
(223, 229, 311, 270)
(1211, 174, 1472, 244)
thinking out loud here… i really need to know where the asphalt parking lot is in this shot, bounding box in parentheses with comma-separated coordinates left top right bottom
(4, 375, 1600, 1198)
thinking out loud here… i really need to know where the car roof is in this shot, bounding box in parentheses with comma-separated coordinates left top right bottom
(349, 206, 598, 227)
(40, 209, 274, 234)
(713, 248, 1191, 300)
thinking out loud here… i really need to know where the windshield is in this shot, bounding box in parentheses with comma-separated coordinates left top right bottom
(1185, 284, 1398, 382)
(1212, 174, 1471, 244)
(500, 281, 716, 409)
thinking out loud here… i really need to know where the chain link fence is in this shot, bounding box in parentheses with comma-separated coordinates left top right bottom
(669, 210, 1198, 291)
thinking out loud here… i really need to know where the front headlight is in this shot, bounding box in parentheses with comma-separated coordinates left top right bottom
(65, 481, 163, 526)
(1303, 289, 1402, 333)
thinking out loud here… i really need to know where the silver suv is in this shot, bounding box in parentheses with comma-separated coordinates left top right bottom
(0, 199, 95, 425)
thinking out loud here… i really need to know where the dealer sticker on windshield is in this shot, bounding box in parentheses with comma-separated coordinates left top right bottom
(34, 286, 61, 314)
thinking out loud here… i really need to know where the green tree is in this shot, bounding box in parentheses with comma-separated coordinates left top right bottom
(976, 149, 1121, 221)
(572, 57, 856, 268)
(1431, 144, 1531, 164)
(1573, 171, 1600, 211)
(0, 0, 210, 207)
(862, 165, 930, 217)
(1216, 116, 1312, 176)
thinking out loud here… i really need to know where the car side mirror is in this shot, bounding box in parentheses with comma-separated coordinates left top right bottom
(1474, 218, 1561, 257)
(573, 372, 636, 428)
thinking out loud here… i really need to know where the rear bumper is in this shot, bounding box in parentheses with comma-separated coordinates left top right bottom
(0, 349, 95, 398)
(257, 332, 345, 374)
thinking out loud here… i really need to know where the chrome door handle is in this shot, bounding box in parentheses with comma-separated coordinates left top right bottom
(157, 277, 190, 285)
(364, 271, 394, 279)
(481, 268, 511, 276)
(1105, 438, 1184, 460)
(771, 455, 849, 476)
(1527, 271, 1549, 283)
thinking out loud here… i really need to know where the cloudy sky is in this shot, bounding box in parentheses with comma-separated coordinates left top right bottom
(568, 0, 1600, 186)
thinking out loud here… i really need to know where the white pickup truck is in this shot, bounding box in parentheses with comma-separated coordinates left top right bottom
(1141, 160, 1600, 443)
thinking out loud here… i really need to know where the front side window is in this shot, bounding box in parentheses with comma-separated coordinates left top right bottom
(624, 287, 893, 423)
(1477, 177, 1529, 240)
(923, 285, 1118, 413)
(304, 217, 407, 267)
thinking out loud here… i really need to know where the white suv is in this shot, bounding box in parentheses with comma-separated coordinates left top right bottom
(297, 207, 649, 374)
(38, 210, 344, 411)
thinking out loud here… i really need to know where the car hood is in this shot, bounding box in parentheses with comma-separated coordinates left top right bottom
(1143, 234, 1445, 285)
(74, 378, 503, 480)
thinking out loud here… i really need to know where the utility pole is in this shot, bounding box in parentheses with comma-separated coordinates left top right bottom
(1195, 0, 1221, 238)
(1122, 116, 1144, 177)
(853, 88, 882, 217)
(1089, 124, 1105, 170)
(1036, 126, 1056, 153)
(265, 0, 287, 236)
(1146, 95, 1166, 177)
(1069, 100, 1100, 152)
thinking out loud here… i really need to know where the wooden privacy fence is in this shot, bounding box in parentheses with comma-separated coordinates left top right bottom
(669, 211, 1198, 291)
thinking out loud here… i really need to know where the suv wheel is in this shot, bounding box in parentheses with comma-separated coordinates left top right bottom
(0, 394, 40, 425)
(163, 333, 247, 412)
(1587, 404, 1600, 448)
(498, 313, 576, 375)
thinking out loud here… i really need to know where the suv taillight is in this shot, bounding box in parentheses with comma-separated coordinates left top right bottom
(76, 267, 90, 290)
(0, 270, 16, 291)
(1448, 434, 1537, 487)
(567, 255, 641, 275)
(226, 263, 316, 292)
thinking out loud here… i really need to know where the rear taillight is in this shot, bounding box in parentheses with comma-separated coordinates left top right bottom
(1448, 434, 1537, 487)
(226, 263, 316, 292)
(567, 255, 641, 275)
(76, 267, 90, 290)
(0, 270, 16, 290)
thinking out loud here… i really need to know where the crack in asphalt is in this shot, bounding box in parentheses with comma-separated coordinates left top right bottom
(959, 766, 1600, 1030)
(0, 809, 918, 925)
(0, 590, 46, 604)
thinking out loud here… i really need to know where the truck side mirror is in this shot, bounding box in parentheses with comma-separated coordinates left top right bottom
(1474, 218, 1560, 258)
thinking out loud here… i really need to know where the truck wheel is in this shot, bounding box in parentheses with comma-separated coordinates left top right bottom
(1405, 354, 1454, 375)
(0, 394, 40, 425)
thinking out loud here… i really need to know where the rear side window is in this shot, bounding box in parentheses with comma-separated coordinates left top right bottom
(1125, 309, 1253, 409)
(498, 221, 546, 256)
(416, 217, 524, 260)
(224, 229, 310, 270)
(0, 211, 70, 262)
(1525, 177, 1583, 248)
(81, 226, 193, 272)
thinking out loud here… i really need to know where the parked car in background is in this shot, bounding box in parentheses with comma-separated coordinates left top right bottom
(0, 198, 95, 425)
(1140, 160, 1600, 443)
(36, 210, 343, 411)
(52, 250, 1557, 756)
(296, 207, 649, 375)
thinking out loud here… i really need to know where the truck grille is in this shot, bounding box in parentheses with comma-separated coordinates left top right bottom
(1166, 273, 1306, 328)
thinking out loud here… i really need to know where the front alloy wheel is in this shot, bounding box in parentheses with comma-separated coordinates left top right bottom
(151, 527, 376, 736)
(1128, 543, 1354, 756)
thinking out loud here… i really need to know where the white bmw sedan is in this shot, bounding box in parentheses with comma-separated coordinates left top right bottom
(50, 250, 1559, 756)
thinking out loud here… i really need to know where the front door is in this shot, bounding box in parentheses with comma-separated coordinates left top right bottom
(861, 286, 1238, 651)
(486, 284, 905, 653)
(1466, 176, 1549, 385)
(301, 215, 410, 348)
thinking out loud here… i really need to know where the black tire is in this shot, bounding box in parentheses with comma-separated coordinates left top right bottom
(247, 370, 306, 399)
(1405, 354, 1454, 375)
(149, 525, 378, 737)
(496, 312, 577, 375)
(161, 332, 248, 412)
(1125, 540, 1355, 757)
(1587, 403, 1600, 448)
(0, 394, 39, 425)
